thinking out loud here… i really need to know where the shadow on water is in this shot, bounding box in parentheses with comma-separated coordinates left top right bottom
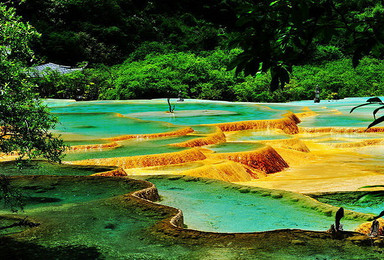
(0, 238, 102, 260)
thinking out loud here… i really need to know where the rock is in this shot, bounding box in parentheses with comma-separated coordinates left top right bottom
(291, 239, 305, 245)
(346, 236, 371, 246)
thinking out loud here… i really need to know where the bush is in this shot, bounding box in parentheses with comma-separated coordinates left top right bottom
(100, 50, 241, 100)
(35, 50, 384, 103)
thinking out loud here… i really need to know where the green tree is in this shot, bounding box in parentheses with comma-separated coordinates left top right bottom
(0, 3, 66, 163)
(230, 0, 384, 91)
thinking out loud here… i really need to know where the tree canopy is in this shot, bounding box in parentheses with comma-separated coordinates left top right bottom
(0, 3, 66, 163)
(229, 0, 384, 91)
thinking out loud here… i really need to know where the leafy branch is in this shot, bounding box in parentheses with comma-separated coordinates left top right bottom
(350, 97, 384, 129)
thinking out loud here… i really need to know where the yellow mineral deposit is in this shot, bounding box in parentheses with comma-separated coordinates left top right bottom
(355, 218, 384, 235)
(122, 158, 264, 182)
(69, 142, 120, 151)
(207, 145, 289, 173)
(260, 138, 310, 152)
(170, 127, 226, 147)
(331, 139, 384, 148)
(181, 159, 262, 182)
(294, 110, 318, 119)
(300, 126, 384, 134)
(238, 139, 384, 193)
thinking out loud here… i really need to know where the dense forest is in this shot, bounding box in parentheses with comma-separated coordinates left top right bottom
(7, 0, 384, 102)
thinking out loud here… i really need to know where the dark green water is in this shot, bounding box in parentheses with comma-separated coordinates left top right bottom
(0, 170, 382, 259)
(0, 161, 113, 176)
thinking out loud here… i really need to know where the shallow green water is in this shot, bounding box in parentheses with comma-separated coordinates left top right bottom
(47, 98, 384, 141)
(146, 177, 363, 232)
(208, 142, 265, 153)
(49, 100, 288, 126)
(54, 112, 180, 139)
(229, 130, 291, 141)
(64, 135, 194, 161)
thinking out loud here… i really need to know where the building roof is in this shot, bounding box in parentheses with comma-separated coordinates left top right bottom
(30, 63, 83, 76)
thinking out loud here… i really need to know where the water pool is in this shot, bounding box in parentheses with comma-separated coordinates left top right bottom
(207, 142, 265, 153)
(228, 129, 291, 141)
(146, 176, 363, 233)
(47, 98, 384, 140)
(64, 136, 194, 161)
(54, 112, 182, 139)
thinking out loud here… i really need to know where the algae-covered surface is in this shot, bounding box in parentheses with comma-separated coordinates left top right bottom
(0, 161, 114, 176)
(0, 176, 195, 259)
(310, 191, 384, 216)
(0, 175, 383, 260)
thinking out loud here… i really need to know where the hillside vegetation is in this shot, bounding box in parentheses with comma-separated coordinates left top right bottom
(7, 0, 384, 102)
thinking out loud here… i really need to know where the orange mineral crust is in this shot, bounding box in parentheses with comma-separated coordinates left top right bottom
(69, 142, 119, 151)
(208, 145, 289, 174)
(181, 160, 260, 182)
(355, 218, 384, 236)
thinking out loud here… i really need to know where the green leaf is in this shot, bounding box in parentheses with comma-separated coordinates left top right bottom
(373, 105, 384, 119)
(270, 1, 279, 7)
(367, 115, 384, 130)
(367, 97, 383, 103)
(350, 103, 375, 113)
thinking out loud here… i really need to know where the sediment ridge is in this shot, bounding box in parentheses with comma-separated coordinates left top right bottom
(300, 127, 384, 134)
(207, 112, 301, 134)
(170, 127, 226, 147)
(69, 142, 119, 151)
(91, 167, 127, 177)
(182, 160, 260, 182)
(208, 145, 289, 173)
(131, 179, 161, 202)
(70, 148, 206, 169)
(260, 138, 310, 152)
(103, 127, 194, 141)
(331, 139, 384, 148)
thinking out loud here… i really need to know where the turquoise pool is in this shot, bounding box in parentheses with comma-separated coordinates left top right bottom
(146, 177, 363, 233)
